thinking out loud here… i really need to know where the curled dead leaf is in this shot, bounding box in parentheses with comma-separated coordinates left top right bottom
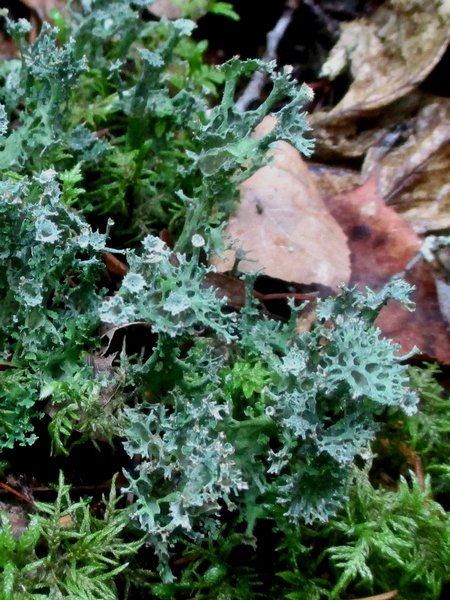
(102, 252, 128, 278)
(320, 0, 450, 116)
(363, 98, 450, 234)
(312, 0, 450, 160)
(311, 92, 424, 161)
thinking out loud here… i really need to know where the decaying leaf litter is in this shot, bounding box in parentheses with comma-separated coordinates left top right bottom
(210, 0, 450, 363)
(0, 1, 450, 599)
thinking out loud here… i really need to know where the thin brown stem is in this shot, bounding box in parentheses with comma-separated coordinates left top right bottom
(0, 481, 34, 505)
(253, 291, 319, 302)
(353, 591, 398, 600)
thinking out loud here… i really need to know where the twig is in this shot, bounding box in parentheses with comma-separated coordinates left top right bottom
(0, 480, 119, 498)
(172, 553, 201, 567)
(0, 481, 34, 505)
(28, 482, 116, 493)
(253, 291, 318, 302)
(353, 591, 398, 600)
(235, 1, 299, 112)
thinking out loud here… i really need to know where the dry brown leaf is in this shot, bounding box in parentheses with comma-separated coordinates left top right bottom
(376, 260, 450, 365)
(309, 163, 360, 198)
(324, 173, 450, 363)
(325, 174, 421, 284)
(435, 275, 450, 326)
(311, 92, 424, 161)
(213, 140, 350, 290)
(320, 0, 450, 116)
(311, 0, 450, 161)
(363, 99, 450, 233)
(203, 272, 247, 309)
(312, 96, 450, 236)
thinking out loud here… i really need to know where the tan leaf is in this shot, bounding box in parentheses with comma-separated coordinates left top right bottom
(213, 140, 350, 290)
(148, 0, 183, 19)
(149, 0, 210, 20)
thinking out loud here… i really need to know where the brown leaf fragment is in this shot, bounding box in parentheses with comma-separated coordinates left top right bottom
(376, 261, 450, 364)
(0, 1, 41, 55)
(99, 321, 156, 360)
(398, 441, 426, 490)
(296, 305, 317, 335)
(0, 30, 18, 60)
(311, 0, 450, 161)
(363, 99, 450, 234)
(203, 272, 247, 309)
(325, 174, 421, 285)
(58, 514, 74, 527)
(324, 173, 450, 363)
(320, 0, 450, 116)
(435, 275, 450, 326)
(0, 361, 21, 371)
(0, 481, 33, 506)
(312, 92, 424, 161)
(213, 141, 350, 290)
(85, 353, 116, 376)
(102, 252, 128, 278)
(309, 163, 360, 198)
